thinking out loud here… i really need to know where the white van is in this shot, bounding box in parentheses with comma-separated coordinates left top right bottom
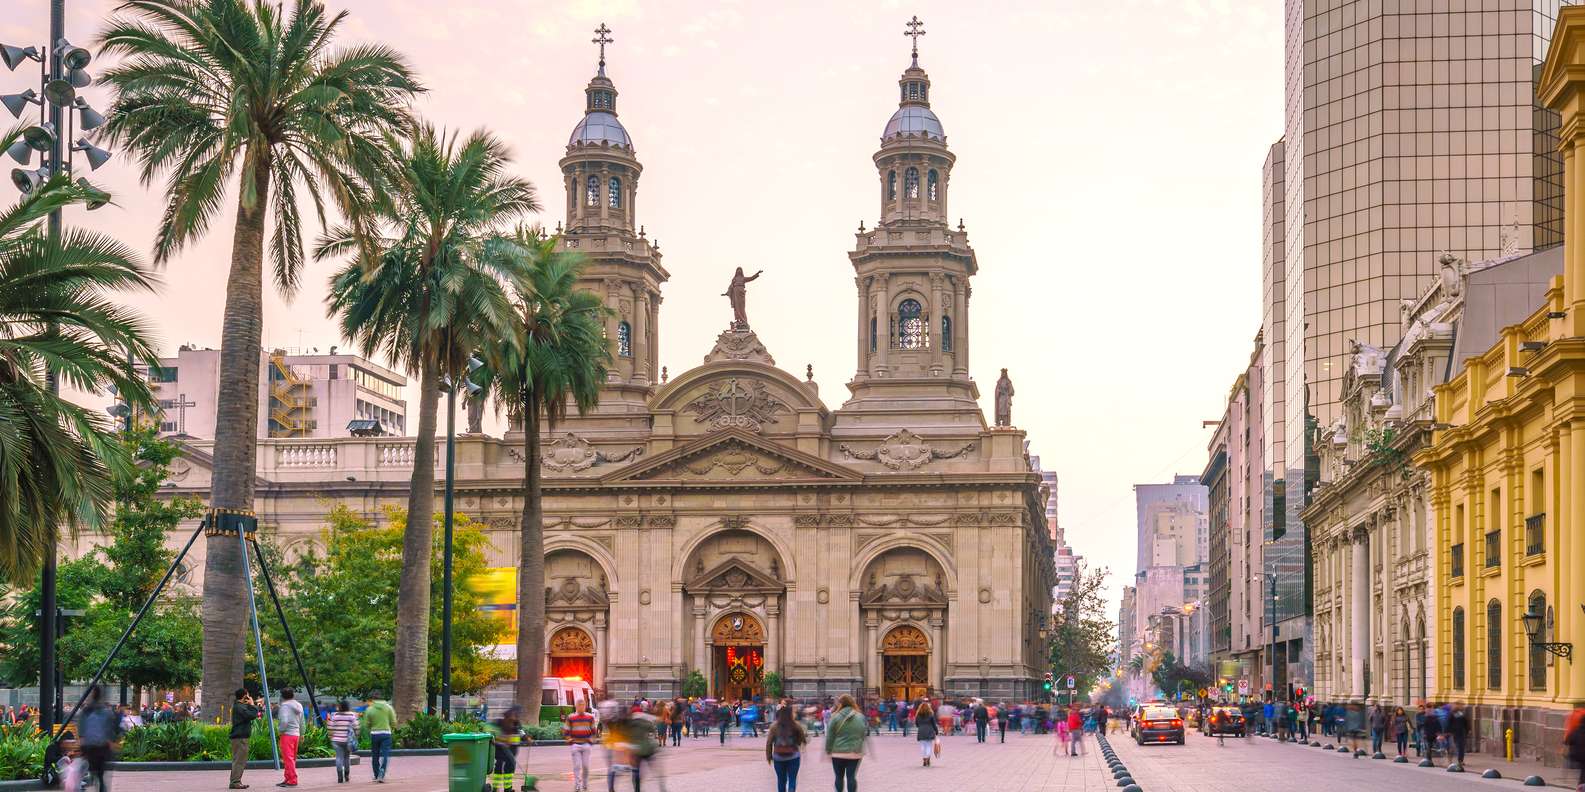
(541, 676, 595, 709)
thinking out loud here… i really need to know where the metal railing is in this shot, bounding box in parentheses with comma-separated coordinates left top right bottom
(1484, 530, 1501, 569)
(1525, 514, 1545, 556)
(1450, 543, 1464, 578)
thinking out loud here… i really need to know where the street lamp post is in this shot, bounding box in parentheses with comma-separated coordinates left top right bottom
(439, 357, 482, 721)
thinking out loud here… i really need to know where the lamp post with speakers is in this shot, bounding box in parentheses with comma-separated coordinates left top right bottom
(2, 0, 115, 743)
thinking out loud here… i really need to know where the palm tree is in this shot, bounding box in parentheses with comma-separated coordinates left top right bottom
(320, 124, 537, 718)
(480, 230, 609, 723)
(96, 0, 421, 712)
(0, 147, 158, 582)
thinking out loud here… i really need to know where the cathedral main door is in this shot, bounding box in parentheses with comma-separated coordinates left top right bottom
(711, 613, 765, 701)
(548, 626, 595, 682)
(881, 625, 931, 702)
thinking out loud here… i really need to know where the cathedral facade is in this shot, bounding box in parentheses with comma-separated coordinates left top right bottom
(147, 28, 1056, 702)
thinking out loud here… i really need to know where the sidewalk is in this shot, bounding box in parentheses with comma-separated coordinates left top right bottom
(1279, 732, 1579, 788)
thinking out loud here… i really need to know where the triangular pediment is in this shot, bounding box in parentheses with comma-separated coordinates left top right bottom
(684, 556, 785, 593)
(601, 429, 861, 484)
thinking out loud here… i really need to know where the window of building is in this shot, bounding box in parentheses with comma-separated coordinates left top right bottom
(586, 175, 599, 207)
(1527, 468, 1545, 555)
(350, 367, 403, 400)
(1452, 607, 1465, 689)
(897, 299, 927, 350)
(869, 317, 877, 353)
(905, 168, 919, 199)
(941, 314, 951, 352)
(1486, 598, 1502, 690)
(1528, 591, 1548, 691)
(149, 366, 178, 383)
(609, 176, 622, 209)
(328, 364, 338, 380)
(887, 171, 896, 201)
(617, 321, 632, 358)
(928, 169, 938, 201)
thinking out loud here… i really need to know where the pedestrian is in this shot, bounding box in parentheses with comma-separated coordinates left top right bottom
(1367, 703, 1385, 754)
(77, 685, 121, 792)
(825, 695, 868, 792)
(718, 701, 732, 744)
(764, 705, 808, 792)
(489, 704, 526, 792)
(1053, 706, 1070, 755)
(1561, 701, 1585, 789)
(972, 700, 990, 743)
(562, 698, 599, 792)
(886, 700, 899, 733)
(1447, 702, 1470, 766)
(274, 688, 304, 788)
(228, 689, 261, 790)
(1419, 703, 1440, 759)
(914, 701, 939, 768)
(1389, 706, 1408, 757)
(899, 700, 911, 738)
(324, 700, 359, 785)
(363, 694, 397, 783)
(602, 705, 640, 792)
(1066, 706, 1084, 756)
(996, 702, 1008, 743)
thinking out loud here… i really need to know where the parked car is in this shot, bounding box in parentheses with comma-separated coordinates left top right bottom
(1201, 706, 1245, 737)
(1131, 705, 1185, 745)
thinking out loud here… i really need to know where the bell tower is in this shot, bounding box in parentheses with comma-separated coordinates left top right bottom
(557, 24, 668, 413)
(839, 17, 982, 428)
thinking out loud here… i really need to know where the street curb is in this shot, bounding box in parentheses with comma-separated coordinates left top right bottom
(0, 781, 43, 792)
(107, 755, 361, 771)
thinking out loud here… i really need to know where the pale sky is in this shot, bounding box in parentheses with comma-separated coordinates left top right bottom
(5, 0, 1284, 614)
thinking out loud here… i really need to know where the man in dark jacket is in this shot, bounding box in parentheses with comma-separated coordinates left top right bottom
(229, 688, 262, 789)
(1447, 702, 1470, 766)
(972, 702, 990, 743)
(78, 686, 122, 792)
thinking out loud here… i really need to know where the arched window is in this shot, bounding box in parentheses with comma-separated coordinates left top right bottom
(869, 317, 877, 353)
(608, 176, 622, 209)
(897, 299, 927, 350)
(1452, 607, 1465, 689)
(1486, 598, 1502, 690)
(928, 170, 939, 201)
(905, 168, 920, 200)
(1401, 618, 1412, 704)
(585, 175, 599, 207)
(1416, 613, 1428, 701)
(1528, 591, 1548, 690)
(887, 171, 897, 201)
(616, 321, 632, 358)
(941, 314, 952, 351)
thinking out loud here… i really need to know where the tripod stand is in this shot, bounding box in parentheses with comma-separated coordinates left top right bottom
(47, 509, 321, 774)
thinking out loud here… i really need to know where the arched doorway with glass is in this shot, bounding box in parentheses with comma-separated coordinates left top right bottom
(548, 626, 595, 681)
(881, 624, 931, 702)
(712, 613, 766, 701)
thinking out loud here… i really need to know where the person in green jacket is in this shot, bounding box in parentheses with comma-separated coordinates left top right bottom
(362, 696, 397, 783)
(823, 695, 869, 792)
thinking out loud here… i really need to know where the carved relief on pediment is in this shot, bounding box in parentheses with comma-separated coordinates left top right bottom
(839, 429, 976, 471)
(536, 433, 644, 472)
(685, 557, 784, 594)
(683, 378, 785, 433)
(860, 572, 947, 606)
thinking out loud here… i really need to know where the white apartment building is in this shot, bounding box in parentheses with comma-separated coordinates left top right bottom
(147, 346, 408, 439)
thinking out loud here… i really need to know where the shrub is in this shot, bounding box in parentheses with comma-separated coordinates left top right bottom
(538, 705, 573, 724)
(524, 723, 564, 741)
(394, 711, 444, 749)
(117, 722, 205, 761)
(0, 725, 46, 781)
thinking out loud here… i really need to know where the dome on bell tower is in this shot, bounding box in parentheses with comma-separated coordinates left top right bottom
(883, 63, 944, 141)
(567, 64, 632, 149)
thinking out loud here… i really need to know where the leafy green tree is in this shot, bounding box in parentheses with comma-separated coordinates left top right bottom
(257, 505, 508, 702)
(682, 670, 707, 699)
(1046, 560, 1118, 698)
(319, 124, 535, 718)
(97, 0, 422, 711)
(479, 231, 610, 722)
(1150, 652, 1212, 701)
(0, 150, 157, 583)
(0, 556, 99, 687)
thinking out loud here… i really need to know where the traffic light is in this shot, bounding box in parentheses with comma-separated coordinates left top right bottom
(1042, 672, 1054, 692)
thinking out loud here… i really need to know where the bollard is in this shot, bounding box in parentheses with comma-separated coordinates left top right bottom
(1522, 775, 1547, 786)
(1481, 769, 1501, 779)
(1115, 777, 1134, 788)
(1505, 727, 1514, 762)
(1123, 786, 1143, 792)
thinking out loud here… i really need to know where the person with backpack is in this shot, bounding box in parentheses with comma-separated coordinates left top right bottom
(229, 689, 262, 790)
(77, 685, 122, 792)
(764, 705, 808, 792)
(326, 700, 360, 784)
(825, 695, 869, 791)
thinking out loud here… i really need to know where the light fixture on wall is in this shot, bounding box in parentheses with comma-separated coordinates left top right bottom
(1521, 607, 1571, 661)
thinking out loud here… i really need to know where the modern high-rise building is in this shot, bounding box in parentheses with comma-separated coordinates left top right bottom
(1134, 476, 1208, 571)
(145, 346, 408, 439)
(1266, 0, 1577, 699)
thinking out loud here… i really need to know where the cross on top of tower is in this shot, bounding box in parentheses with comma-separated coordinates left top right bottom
(593, 23, 614, 67)
(904, 15, 925, 64)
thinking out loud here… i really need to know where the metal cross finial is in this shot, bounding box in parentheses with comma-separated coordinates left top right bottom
(592, 23, 614, 66)
(904, 15, 926, 62)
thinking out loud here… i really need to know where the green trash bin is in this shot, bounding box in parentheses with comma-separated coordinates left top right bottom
(442, 732, 491, 792)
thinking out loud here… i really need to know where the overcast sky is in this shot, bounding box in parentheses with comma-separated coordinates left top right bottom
(4, 0, 1283, 614)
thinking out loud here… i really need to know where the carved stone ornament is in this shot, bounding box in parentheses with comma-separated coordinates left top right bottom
(881, 624, 930, 654)
(683, 377, 785, 433)
(539, 432, 645, 472)
(703, 328, 775, 366)
(547, 577, 610, 608)
(839, 429, 976, 470)
(711, 613, 766, 646)
(548, 626, 595, 656)
(861, 572, 947, 607)
(686, 449, 786, 477)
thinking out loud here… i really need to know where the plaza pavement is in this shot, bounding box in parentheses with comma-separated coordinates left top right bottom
(99, 726, 1585, 791)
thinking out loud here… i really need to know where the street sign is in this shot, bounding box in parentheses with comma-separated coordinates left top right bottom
(1237, 678, 1250, 695)
(1065, 675, 1075, 689)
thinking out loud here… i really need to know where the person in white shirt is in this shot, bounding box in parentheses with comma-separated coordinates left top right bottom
(276, 688, 305, 788)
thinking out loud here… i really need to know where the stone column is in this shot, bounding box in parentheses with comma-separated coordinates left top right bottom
(929, 615, 945, 693)
(595, 614, 609, 692)
(865, 616, 880, 693)
(766, 603, 781, 677)
(692, 596, 707, 683)
(1567, 421, 1585, 702)
(952, 277, 968, 375)
(603, 279, 622, 382)
(874, 275, 890, 375)
(928, 273, 945, 375)
(1351, 527, 1369, 699)
(597, 165, 610, 225)
(633, 289, 650, 384)
(855, 276, 869, 374)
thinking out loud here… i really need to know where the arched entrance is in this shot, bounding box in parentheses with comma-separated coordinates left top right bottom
(548, 626, 595, 682)
(712, 613, 766, 701)
(881, 625, 930, 702)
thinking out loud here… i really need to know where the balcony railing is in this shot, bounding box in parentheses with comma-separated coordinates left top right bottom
(1484, 530, 1501, 569)
(1450, 543, 1464, 578)
(1525, 514, 1545, 556)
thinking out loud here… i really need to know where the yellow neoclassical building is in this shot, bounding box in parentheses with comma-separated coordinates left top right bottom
(1415, 6, 1585, 766)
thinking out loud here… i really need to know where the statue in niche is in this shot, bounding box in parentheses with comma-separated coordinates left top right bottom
(465, 391, 485, 434)
(723, 266, 763, 330)
(994, 368, 1014, 427)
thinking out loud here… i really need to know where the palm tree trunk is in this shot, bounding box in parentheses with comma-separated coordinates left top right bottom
(393, 359, 441, 720)
(201, 157, 271, 720)
(515, 395, 546, 724)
